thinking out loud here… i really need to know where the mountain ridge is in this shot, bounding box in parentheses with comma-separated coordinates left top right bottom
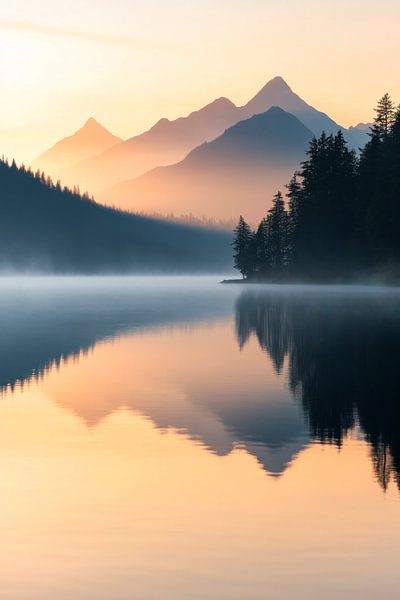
(98, 107, 314, 221)
(32, 76, 369, 197)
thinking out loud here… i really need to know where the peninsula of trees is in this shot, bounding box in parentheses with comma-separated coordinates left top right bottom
(233, 95, 400, 282)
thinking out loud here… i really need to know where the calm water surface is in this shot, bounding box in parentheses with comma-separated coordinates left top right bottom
(1, 276, 400, 599)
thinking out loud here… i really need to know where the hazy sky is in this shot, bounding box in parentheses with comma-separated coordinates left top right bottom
(1, 0, 400, 162)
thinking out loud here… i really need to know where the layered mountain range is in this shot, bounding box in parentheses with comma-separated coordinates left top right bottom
(31, 77, 369, 221)
(100, 107, 314, 220)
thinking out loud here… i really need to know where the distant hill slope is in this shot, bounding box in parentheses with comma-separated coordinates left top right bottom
(98, 107, 314, 222)
(31, 118, 122, 183)
(0, 160, 231, 273)
(62, 98, 240, 193)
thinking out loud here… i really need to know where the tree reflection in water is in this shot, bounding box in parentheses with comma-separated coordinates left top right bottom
(235, 288, 400, 490)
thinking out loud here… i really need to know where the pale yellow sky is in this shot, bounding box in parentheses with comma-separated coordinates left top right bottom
(1, 0, 399, 162)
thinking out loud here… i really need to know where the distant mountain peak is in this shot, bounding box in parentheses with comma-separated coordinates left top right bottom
(31, 117, 122, 177)
(83, 117, 103, 128)
(79, 117, 114, 136)
(263, 76, 292, 90)
(243, 76, 345, 138)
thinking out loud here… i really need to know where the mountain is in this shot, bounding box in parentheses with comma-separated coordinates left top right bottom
(37, 77, 367, 198)
(347, 122, 372, 147)
(98, 107, 314, 222)
(0, 281, 309, 476)
(0, 159, 231, 273)
(31, 117, 122, 183)
(63, 97, 240, 193)
(349, 122, 373, 132)
(243, 76, 368, 149)
(243, 76, 342, 136)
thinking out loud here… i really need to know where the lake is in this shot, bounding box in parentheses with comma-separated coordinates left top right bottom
(1, 276, 400, 599)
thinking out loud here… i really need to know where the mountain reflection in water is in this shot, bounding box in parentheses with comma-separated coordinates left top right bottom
(1, 278, 400, 489)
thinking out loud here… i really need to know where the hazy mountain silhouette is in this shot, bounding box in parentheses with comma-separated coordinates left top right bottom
(243, 76, 341, 135)
(32, 117, 122, 183)
(63, 98, 240, 193)
(349, 122, 373, 131)
(35, 77, 368, 201)
(0, 159, 231, 273)
(98, 107, 314, 221)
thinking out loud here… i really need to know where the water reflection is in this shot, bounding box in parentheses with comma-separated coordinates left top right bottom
(235, 287, 400, 489)
(1, 279, 400, 488)
(2, 280, 400, 599)
(0, 277, 307, 476)
(0, 276, 235, 391)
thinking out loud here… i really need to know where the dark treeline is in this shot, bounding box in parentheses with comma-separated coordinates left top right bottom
(235, 289, 400, 490)
(233, 94, 400, 282)
(0, 158, 231, 273)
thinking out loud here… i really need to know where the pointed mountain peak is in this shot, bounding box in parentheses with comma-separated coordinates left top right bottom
(80, 117, 110, 134)
(244, 76, 318, 124)
(31, 117, 122, 174)
(247, 76, 295, 104)
(263, 76, 292, 91)
(84, 116, 99, 126)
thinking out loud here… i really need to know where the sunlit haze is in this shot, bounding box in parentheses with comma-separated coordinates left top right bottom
(2, 0, 400, 162)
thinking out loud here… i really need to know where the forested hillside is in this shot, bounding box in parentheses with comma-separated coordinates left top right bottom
(233, 95, 400, 282)
(0, 160, 231, 273)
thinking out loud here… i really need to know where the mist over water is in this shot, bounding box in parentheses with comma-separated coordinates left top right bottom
(1, 276, 400, 599)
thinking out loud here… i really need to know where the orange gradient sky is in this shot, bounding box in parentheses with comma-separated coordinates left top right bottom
(1, 0, 400, 163)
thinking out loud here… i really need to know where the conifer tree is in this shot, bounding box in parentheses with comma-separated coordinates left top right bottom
(232, 216, 255, 279)
(371, 93, 396, 139)
(255, 217, 271, 277)
(285, 173, 302, 268)
(266, 191, 288, 275)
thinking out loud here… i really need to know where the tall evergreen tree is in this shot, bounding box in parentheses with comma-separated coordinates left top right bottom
(371, 93, 396, 139)
(232, 216, 255, 279)
(255, 217, 271, 278)
(360, 95, 400, 269)
(285, 173, 302, 270)
(266, 191, 289, 275)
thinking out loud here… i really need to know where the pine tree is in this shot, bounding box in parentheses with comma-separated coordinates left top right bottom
(266, 191, 288, 275)
(255, 217, 271, 277)
(360, 95, 399, 267)
(232, 216, 255, 279)
(286, 173, 302, 269)
(371, 93, 396, 140)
